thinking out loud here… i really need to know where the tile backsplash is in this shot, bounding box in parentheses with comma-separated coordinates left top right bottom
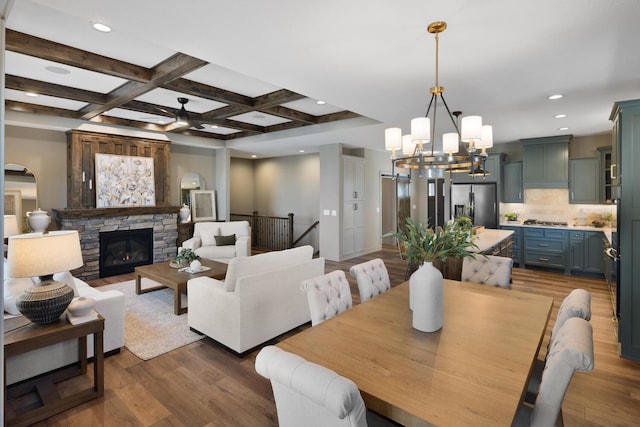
(500, 189, 616, 226)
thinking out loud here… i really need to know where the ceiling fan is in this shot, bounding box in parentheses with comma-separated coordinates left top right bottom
(175, 97, 204, 129)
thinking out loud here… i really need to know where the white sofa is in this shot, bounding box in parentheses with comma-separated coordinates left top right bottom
(181, 220, 251, 262)
(4, 271, 125, 385)
(187, 245, 324, 354)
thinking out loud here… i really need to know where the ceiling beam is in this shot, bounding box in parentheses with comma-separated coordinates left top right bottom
(6, 29, 152, 82)
(253, 89, 306, 109)
(162, 78, 253, 107)
(6, 74, 109, 104)
(5, 100, 80, 118)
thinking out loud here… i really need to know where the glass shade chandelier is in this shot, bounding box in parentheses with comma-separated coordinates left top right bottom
(384, 21, 493, 178)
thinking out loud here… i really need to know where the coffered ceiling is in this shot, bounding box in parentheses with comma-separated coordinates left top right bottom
(3, 1, 640, 158)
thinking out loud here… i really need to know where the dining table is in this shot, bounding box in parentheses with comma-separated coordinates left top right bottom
(278, 279, 554, 426)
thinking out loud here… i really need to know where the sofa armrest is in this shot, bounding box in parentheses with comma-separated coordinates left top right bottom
(182, 236, 202, 250)
(83, 290, 125, 356)
(235, 236, 251, 257)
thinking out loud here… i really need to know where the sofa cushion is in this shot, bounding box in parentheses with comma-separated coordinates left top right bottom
(219, 221, 250, 237)
(4, 277, 33, 315)
(201, 228, 220, 247)
(196, 245, 237, 260)
(215, 234, 236, 246)
(224, 245, 313, 292)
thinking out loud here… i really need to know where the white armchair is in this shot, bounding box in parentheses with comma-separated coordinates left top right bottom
(181, 220, 251, 262)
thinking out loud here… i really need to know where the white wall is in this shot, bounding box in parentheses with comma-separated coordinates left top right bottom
(170, 144, 216, 206)
(230, 157, 254, 214)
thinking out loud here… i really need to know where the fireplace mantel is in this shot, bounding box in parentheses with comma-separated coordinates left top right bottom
(53, 206, 180, 220)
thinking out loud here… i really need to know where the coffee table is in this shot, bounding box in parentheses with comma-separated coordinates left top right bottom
(135, 259, 228, 315)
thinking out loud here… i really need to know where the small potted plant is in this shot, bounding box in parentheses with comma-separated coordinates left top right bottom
(504, 212, 519, 222)
(175, 248, 200, 266)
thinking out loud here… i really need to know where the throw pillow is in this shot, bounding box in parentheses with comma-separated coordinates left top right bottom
(4, 277, 33, 315)
(201, 231, 218, 247)
(215, 234, 236, 246)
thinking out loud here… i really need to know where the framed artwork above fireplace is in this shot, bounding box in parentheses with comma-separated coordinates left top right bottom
(95, 154, 155, 208)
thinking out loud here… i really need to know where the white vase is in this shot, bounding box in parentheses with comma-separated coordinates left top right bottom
(179, 204, 191, 223)
(27, 208, 51, 233)
(410, 261, 444, 333)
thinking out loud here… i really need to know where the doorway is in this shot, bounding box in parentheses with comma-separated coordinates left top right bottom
(381, 175, 410, 245)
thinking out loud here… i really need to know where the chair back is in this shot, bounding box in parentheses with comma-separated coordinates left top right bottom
(551, 288, 591, 341)
(531, 317, 594, 427)
(302, 270, 353, 326)
(461, 255, 513, 289)
(349, 259, 391, 303)
(255, 346, 368, 427)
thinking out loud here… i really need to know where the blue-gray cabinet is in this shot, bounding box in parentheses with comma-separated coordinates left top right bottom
(569, 230, 604, 274)
(569, 158, 601, 204)
(451, 153, 502, 184)
(611, 98, 640, 361)
(523, 227, 568, 270)
(502, 161, 523, 203)
(500, 225, 522, 265)
(521, 135, 571, 189)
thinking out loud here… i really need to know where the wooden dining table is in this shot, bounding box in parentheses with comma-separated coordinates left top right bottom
(278, 279, 554, 426)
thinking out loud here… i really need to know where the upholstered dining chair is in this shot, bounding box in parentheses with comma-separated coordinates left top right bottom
(255, 346, 396, 427)
(525, 288, 592, 403)
(513, 317, 594, 427)
(301, 270, 353, 326)
(460, 254, 514, 289)
(349, 258, 391, 303)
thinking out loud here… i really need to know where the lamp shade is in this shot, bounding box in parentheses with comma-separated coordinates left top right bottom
(442, 133, 459, 154)
(402, 134, 417, 155)
(7, 230, 84, 278)
(461, 116, 482, 142)
(478, 125, 494, 149)
(411, 117, 430, 144)
(384, 127, 402, 151)
(4, 215, 20, 238)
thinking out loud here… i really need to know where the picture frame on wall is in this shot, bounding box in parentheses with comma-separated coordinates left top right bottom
(4, 189, 22, 218)
(95, 153, 156, 207)
(190, 190, 217, 222)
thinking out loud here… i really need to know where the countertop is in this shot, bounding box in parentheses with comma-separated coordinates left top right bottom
(473, 229, 514, 253)
(499, 221, 614, 244)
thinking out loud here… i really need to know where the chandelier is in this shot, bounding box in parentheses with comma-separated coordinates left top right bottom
(384, 21, 493, 178)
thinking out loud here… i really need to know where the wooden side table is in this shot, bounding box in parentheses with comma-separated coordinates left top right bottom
(3, 315, 105, 426)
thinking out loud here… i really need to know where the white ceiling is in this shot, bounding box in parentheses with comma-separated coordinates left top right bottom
(4, 0, 640, 158)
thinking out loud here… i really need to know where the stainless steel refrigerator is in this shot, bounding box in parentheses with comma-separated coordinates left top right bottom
(450, 183, 498, 229)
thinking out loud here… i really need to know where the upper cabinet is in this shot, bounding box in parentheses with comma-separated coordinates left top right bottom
(451, 153, 503, 184)
(521, 135, 571, 189)
(343, 156, 365, 202)
(502, 161, 523, 203)
(569, 158, 601, 204)
(598, 146, 614, 203)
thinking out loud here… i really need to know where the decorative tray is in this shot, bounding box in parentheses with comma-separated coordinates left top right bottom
(169, 261, 186, 269)
(178, 266, 212, 274)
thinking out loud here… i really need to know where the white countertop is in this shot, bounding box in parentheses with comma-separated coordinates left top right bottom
(473, 229, 514, 253)
(499, 221, 614, 244)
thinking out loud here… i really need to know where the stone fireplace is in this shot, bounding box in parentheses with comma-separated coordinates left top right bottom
(99, 228, 153, 277)
(53, 207, 179, 281)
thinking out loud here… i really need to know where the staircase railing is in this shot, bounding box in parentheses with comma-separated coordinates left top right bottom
(230, 211, 294, 250)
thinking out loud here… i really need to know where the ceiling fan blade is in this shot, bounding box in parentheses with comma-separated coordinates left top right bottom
(193, 122, 205, 130)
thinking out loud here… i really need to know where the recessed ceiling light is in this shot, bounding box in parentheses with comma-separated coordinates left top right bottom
(548, 94, 563, 100)
(210, 124, 218, 129)
(299, 150, 305, 153)
(252, 114, 266, 120)
(316, 100, 326, 105)
(25, 92, 38, 97)
(92, 22, 112, 33)
(558, 127, 569, 131)
(554, 114, 567, 119)
(45, 65, 71, 75)
(251, 154, 257, 158)
(157, 120, 166, 124)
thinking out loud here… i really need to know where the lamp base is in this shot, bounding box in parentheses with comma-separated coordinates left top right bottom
(16, 275, 74, 324)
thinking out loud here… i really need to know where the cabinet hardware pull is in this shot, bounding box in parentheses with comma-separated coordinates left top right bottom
(611, 164, 617, 179)
(354, 191, 358, 198)
(518, 192, 522, 200)
(354, 203, 358, 210)
(538, 257, 550, 262)
(89, 179, 92, 190)
(82, 171, 86, 182)
(538, 243, 549, 247)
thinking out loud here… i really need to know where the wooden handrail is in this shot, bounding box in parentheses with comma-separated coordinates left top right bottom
(293, 220, 319, 247)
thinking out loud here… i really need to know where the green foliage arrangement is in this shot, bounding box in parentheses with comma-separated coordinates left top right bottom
(176, 248, 200, 264)
(385, 217, 479, 266)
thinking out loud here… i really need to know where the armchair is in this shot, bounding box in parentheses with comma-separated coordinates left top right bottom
(181, 220, 251, 262)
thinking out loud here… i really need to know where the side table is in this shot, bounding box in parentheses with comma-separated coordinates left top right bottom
(3, 315, 105, 426)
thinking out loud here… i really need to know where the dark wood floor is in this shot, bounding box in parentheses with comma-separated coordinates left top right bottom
(24, 247, 640, 426)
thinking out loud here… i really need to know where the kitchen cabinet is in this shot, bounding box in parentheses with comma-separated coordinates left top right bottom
(342, 156, 366, 257)
(569, 158, 601, 204)
(597, 146, 614, 203)
(502, 161, 523, 203)
(521, 135, 571, 189)
(568, 230, 604, 275)
(610, 99, 640, 360)
(523, 227, 568, 271)
(500, 225, 522, 265)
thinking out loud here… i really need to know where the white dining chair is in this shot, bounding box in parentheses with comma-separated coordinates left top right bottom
(460, 254, 513, 289)
(513, 317, 594, 427)
(255, 346, 396, 427)
(301, 270, 353, 326)
(525, 288, 592, 403)
(349, 258, 391, 303)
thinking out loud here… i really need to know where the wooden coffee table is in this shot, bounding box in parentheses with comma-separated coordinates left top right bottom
(135, 259, 228, 315)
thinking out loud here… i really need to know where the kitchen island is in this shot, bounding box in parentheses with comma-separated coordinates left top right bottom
(474, 228, 514, 255)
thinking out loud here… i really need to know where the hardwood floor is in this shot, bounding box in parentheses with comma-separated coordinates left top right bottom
(27, 246, 640, 426)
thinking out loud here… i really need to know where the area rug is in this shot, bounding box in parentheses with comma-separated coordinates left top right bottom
(98, 278, 203, 360)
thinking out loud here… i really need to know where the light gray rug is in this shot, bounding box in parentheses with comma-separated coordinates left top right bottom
(99, 278, 203, 360)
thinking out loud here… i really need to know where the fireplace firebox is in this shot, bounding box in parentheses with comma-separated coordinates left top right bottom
(99, 228, 153, 277)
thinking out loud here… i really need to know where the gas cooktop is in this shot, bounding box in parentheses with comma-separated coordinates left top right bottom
(523, 219, 569, 227)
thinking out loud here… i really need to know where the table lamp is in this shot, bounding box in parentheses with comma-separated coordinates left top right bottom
(4, 214, 20, 239)
(7, 230, 84, 324)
